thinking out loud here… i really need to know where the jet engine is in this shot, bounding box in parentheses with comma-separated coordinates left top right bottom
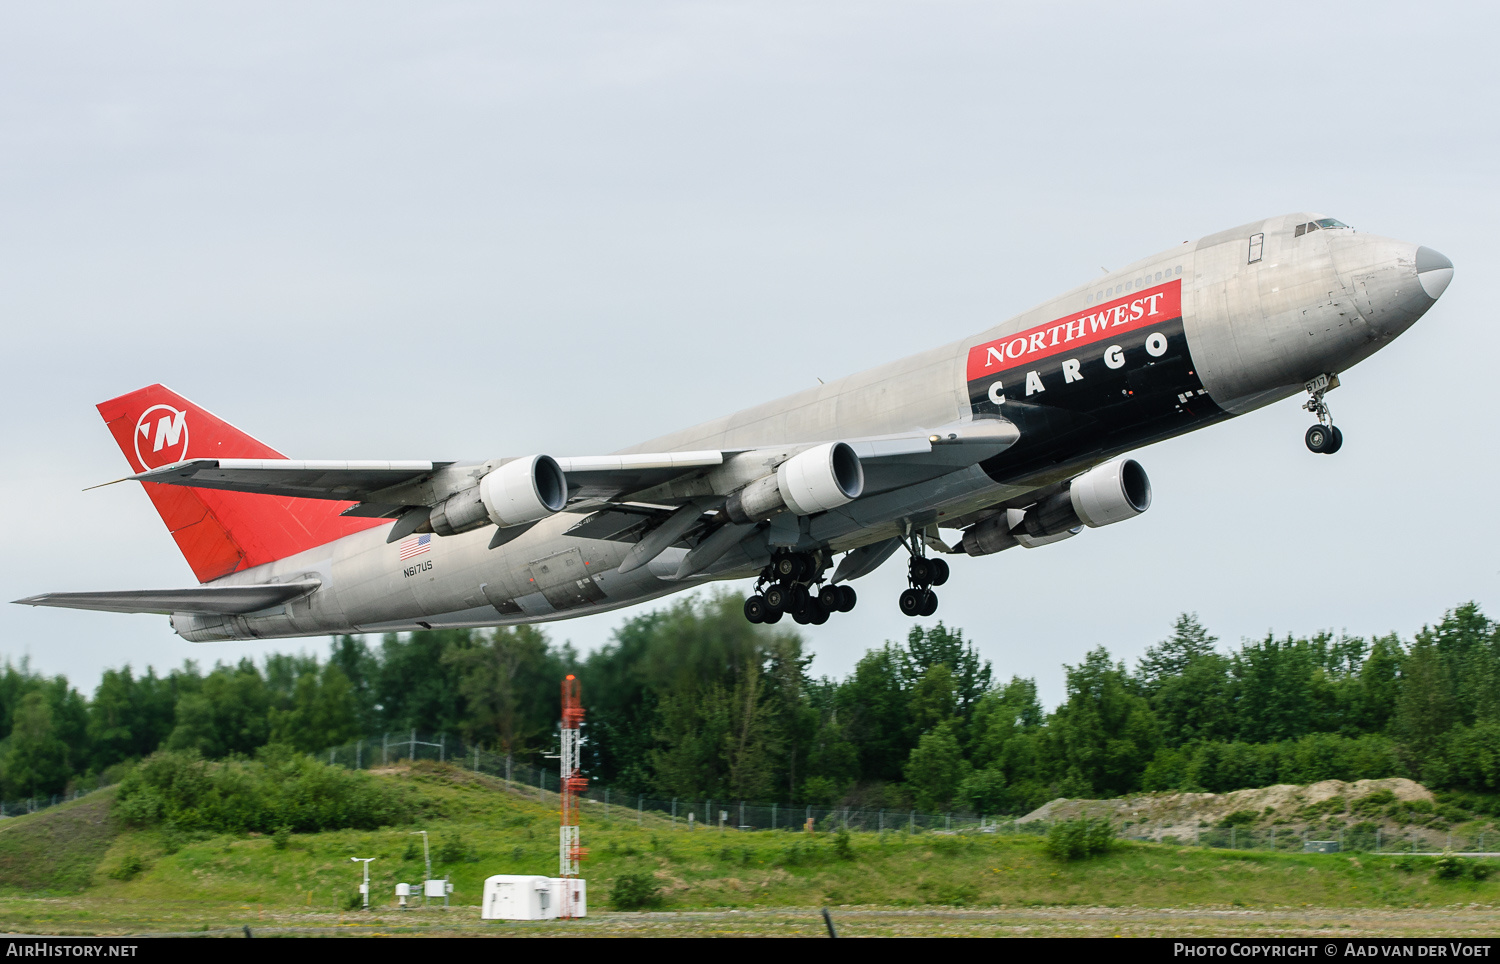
(958, 458, 1151, 556)
(724, 441, 865, 523)
(428, 455, 568, 536)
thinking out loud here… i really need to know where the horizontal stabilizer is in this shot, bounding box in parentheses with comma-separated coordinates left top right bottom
(124, 459, 446, 501)
(12, 580, 321, 616)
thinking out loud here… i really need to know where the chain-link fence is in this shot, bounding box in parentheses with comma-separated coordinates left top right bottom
(318, 731, 1498, 853)
(0, 784, 111, 820)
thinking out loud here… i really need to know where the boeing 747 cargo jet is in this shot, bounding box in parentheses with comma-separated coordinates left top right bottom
(17, 214, 1453, 639)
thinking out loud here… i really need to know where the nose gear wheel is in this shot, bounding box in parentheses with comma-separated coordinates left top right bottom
(1302, 374, 1344, 455)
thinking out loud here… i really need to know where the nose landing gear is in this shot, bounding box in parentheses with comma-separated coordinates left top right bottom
(1302, 374, 1344, 455)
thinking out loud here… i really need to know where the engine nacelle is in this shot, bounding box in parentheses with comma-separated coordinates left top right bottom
(724, 442, 864, 523)
(1016, 458, 1151, 541)
(1070, 457, 1152, 527)
(960, 458, 1150, 554)
(481, 454, 569, 527)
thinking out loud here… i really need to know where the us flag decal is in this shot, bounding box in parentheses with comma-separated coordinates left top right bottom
(398, 534, 432, 560)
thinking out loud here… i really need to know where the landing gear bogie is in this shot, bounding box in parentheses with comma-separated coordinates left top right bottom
(747, 548, 857, 625)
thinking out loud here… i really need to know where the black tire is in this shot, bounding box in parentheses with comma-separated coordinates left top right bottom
(929, 558, 950, 586)
(908, 557, 932, 585)
(816, 589, 839, 616)
(899, 588, 924, 617)
(789, 584, 810, 611)
(1326, 426, 1344, 454)
(764, 585, 787, 611)
(792, 604, 813, 625)
(920, 590, 939, 617)
(1305, 424, 1334, 453)
(744, 595, 767, 624)
(809, 606, 829, 625)
(775, 555, 798, 579)
(838, 584, 857, 612)
(763, 608, 783, 624)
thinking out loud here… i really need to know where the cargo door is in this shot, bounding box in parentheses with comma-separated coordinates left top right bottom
(527, 547, 607, 610)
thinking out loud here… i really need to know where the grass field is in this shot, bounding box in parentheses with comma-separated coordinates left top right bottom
(0, 762, 1496, 937)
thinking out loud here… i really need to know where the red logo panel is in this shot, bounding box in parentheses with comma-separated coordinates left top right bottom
(967, 279, 1182, 381)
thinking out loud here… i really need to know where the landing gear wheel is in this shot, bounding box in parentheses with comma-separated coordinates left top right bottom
(809, 605, 830, 625)
(920, 590, 939, 617)
(764, 585, 787, 611)
(928, 558, 950, 586)
(815, 589, 840, 617)
(792, 602, 813, 625)
(837, 585, 857, 612)
(789, 584, 811, 611)
(774, 555, 799, 579)
(1327, 426, 1343, 454)
(762, 608, 783, 624)
(899, 588, 925, 617)
(744, 595, 767, 624)
(1305, 424, 1336, 454)
(908, 557, 932, 585)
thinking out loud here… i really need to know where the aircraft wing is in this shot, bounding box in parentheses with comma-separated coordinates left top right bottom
(106, 418, 1018, 516)
(13, 579, 321, 615)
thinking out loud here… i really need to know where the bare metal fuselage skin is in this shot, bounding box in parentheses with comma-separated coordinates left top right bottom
(172, 213, 1443, 642)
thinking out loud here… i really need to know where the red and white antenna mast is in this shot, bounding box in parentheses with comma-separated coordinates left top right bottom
(558, 674, 588, 917)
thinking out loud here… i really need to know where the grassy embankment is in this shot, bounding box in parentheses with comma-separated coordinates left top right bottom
(0, 762, 1496, 936)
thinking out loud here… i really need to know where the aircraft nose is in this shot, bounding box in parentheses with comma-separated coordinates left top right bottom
(1416, 246, 1454, 300)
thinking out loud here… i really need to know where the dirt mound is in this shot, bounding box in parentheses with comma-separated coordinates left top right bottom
(1021, 778, 1431, 828)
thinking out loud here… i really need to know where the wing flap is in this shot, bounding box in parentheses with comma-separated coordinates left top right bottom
(13, 579, 322, 616)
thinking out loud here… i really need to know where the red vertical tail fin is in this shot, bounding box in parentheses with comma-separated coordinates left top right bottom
(97, 385, 383, 583)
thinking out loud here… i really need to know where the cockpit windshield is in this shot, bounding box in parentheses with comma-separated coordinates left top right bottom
(1294, 218, 1352, 237)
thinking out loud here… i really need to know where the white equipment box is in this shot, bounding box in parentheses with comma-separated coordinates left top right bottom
(481, 875, 587, 920)
(482, 875, 555, 920)
(552, 877, 587, 917)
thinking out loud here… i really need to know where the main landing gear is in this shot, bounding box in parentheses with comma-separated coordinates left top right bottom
(1302, 374, 1344, 455)
(898, 532, 949, 618)
(743, 549, 857, 626)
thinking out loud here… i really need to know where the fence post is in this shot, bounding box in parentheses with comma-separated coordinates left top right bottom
(605, 789, 610, 817)
(879, 809, 884, 832)
(910, 810, 915, 832)
(474, 746, 479, 772)
(506, 752, 512, 789)
(638, 795, 643, 827)
(671, 798, 677, 830)
(410, 728, 416, 761)
(1375, 828, 1381, 852)
(807, 805, 812, 829)
(946, 813, 951, 832)
(356, 739, 361, 770)
(772, 802, 777, 831)
(1272, 827, 1277, 851)
(740, 800, 744, 830)
(383, 732, 388, 765)
(439, 733, 445, 763)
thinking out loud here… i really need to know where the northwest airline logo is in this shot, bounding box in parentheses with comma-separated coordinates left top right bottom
(966, 278, 1183, 381)
(132, 404, 189, 471)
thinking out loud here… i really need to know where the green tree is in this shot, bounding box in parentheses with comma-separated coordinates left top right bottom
(904, 720, 971, 812)
(1050, 647, 1160, 796)
(2, 691, 70, 797)
(1135, 612, 1219, 694)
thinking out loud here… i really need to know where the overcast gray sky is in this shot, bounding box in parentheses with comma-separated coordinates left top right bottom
(2, 1, 1493, 708)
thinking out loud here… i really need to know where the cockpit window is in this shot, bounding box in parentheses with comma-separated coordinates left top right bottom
(1295, 218, 1352, 237)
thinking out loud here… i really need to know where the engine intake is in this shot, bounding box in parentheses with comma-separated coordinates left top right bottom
(481, 454, 569, 527)
(724, 441, 865, 523)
